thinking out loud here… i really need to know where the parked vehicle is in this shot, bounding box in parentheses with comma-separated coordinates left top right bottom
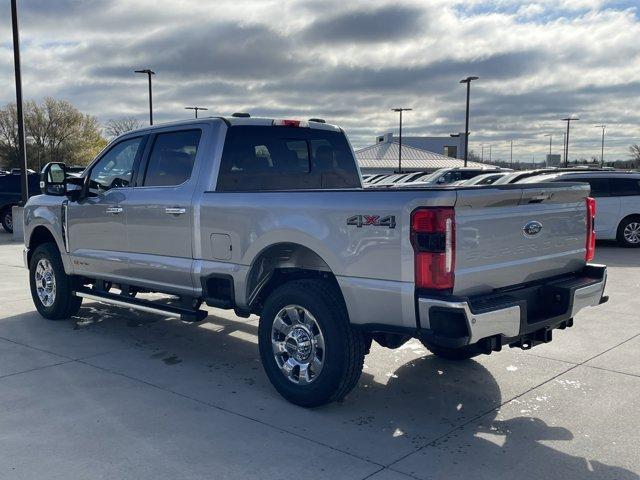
(406, 167, 511, 186)
(492, 167, 609, 185)
(24, 116, 607, 406)
(462, 171, 512, 185)
(519, 170, 640, 247)
(0, 171, 41, 233)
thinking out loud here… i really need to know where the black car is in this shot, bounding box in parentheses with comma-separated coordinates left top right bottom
(0, 171, 41, 233)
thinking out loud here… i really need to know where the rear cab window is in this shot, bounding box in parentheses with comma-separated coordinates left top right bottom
(216, 126, 360, 191)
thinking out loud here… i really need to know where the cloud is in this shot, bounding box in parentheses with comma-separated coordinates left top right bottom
(302, 5, 425, 43)
(0, 0, 638, 161)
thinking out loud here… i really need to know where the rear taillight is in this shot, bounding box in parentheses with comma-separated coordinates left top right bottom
(411, 208, 455, 290)
(586, 197, 596, 261)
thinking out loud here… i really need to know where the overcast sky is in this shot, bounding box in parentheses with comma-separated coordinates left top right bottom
(1, 0, 639, 162)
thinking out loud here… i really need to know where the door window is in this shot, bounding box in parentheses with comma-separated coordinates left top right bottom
(88, 137, 144, 195)
(570, 177, 610, 197)
(143, 130, 202, 187)
(609, 178, 640, 196)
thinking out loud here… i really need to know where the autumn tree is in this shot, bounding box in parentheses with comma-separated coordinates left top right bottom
(105, 116, 143, 138)
(0, 98, 107, 171)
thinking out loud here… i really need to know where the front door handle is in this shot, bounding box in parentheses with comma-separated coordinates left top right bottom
(165, 207, 186, 215)
(106, 206, 123, 214)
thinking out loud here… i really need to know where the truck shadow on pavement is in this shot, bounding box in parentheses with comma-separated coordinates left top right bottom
(2, 301, 637, 478)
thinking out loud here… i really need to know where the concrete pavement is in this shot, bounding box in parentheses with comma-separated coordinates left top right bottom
(0, 232, 638, 479)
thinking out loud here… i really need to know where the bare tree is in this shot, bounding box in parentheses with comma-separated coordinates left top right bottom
(630, 144, 640, 164)
(105, 117, 143, 138)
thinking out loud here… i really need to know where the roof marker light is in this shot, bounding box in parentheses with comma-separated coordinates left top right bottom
(272, 119, 309, 127)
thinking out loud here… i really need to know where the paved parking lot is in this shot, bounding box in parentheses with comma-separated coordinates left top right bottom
(0, 232, 638, 480)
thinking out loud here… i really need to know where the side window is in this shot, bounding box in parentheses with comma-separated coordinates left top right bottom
(143, 130, 202, 187)
(570, 177, 610, 197)
(88, 137, 144, 195)
(609, 178, 640, 196)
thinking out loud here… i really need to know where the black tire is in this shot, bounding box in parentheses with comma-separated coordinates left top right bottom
(422, 342, 483, 361)
(616, 217, 640, 248)
(258, 279, 366, 407)
(1, 207, 13, 233)
(29, 243, 82, 320)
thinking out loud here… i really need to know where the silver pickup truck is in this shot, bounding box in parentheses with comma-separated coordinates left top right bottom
(24, 116, 607, 407)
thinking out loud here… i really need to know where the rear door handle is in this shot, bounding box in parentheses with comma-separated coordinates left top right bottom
(106, 206, 123, 214)
(165, 207, 186, 215)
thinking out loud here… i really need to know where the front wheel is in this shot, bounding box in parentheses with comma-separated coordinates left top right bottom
(617, 218, 640, 247)
(258, 279, 366, 407)
(29, 243, 82, 320)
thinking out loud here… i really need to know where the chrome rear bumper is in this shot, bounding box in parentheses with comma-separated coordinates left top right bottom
(418, 264, 607, 349)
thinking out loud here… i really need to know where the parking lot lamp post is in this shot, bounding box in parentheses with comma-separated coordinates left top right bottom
(11, 0, 28, 203)
(594, 125, 606, 168)
(391, 108, 412, 173)
(135, 69, 155, 125)
(544, 134, 552, 167)
(481, 144, 484, 162)
(186, 106, 208, 118)
(510, 140, 513, 169)
(562, 117, 579, 167)
(460, 76, 479, 167)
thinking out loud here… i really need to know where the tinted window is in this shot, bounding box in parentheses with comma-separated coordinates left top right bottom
(568, 177, 610, 197)
(89, 137, 144, 194)
(609, 178, 640, 196)
(217, 126, 360, 191)
(143, 130, 201, 187)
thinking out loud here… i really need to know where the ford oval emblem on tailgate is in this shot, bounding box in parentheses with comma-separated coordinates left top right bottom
(523, 220, 543, 237)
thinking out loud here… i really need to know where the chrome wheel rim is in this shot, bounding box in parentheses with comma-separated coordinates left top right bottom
(623, 222, 640, 244)
(271, 305, 325, 385)
(35, 259, 56, 307)
(4, 212, 12, 230)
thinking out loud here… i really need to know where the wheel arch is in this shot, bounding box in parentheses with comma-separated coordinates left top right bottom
(27, 225, 61, 266)
(244, 242, 344, 316)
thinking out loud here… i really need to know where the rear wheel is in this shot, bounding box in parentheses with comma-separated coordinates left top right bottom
(422, 342, 483, 361)
(1, 207, 13, 233)
(29, 243, 82, 320)
(617, 217, 640, 248)
(258, 279, 366, 407)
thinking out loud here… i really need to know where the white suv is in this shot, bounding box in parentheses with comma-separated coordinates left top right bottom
(520, 171, 640, 247)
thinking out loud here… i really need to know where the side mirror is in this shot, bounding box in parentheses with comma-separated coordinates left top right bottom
(40, 162, 67, 196)
(436, 177, 446, 184)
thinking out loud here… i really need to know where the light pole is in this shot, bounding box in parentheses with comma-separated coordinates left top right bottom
(185, 106, 208, 118)
(489, 144, 492, 163)
(460, 76, 479, 167)
(135, 69, 155, 125)
(562, 116, 579, 167)
(594, 125, 606, 168)
(481, 144, 484, 162)
(544, 133, 552, 167)
(391, 108, 412, 173)
(11, 0, 28, 204)
(510, 140, 513, 169)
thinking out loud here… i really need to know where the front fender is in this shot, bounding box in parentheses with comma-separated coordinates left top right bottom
(24, 197, 71, 274)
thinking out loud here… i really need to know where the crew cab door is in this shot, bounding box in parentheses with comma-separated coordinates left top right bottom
(123, 127, 203, 293)
(67, 135, 147, 276)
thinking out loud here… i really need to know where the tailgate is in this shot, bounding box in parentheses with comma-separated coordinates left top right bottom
(453, 183, 589, 296)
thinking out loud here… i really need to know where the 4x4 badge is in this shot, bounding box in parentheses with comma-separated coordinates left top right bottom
(347, 215, 396, 229)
